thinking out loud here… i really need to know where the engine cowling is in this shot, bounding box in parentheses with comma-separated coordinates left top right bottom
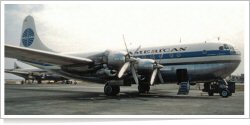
(103, 50, 164, 85)
(104, 50, 127, 70)
(136, 58, 155, 74)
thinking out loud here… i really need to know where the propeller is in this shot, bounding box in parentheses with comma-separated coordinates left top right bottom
(118, 35, 139, 84)
(118, 35, 165, 85)
(150, 54, 165, 85)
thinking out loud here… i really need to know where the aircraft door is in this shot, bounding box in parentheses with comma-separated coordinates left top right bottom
(176, 69, 188, 84)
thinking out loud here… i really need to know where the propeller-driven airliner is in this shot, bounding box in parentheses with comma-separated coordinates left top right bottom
(5, 16, 241, 97)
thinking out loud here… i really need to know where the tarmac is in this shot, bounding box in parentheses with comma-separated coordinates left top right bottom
(4, 80, 244, 116)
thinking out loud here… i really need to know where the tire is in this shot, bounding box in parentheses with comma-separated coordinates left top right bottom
(138, 84, 150, 93)
(220, 89, 230, 98)
(112, 85, 120, 95)
(104, 84, 120, 96)
(38, 80, 42, 84)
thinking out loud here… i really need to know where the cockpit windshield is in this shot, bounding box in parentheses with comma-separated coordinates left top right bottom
(219, 44, 234, 51)
(224, 44, 229, 49)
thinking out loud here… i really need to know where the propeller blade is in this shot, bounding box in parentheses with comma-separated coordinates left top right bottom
(131, 65, 139, 84)
(122, 34, 129, 55)
(150, 69, 158, 85)
(157, 70, 164, 83)
(118, 62, 130, 78)
(132, 45, 141, 56)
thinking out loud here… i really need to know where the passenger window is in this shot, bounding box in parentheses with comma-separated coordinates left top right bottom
(169, 53, 174, 58)
(176, 53, 181, 57)
(202, 50, 207, 54)
(150, 55, 155, 59)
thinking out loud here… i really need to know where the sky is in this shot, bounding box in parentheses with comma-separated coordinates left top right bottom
(3, 1, 248, 79)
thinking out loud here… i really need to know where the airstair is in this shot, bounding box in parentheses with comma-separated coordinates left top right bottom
(177, 81, 190, 95)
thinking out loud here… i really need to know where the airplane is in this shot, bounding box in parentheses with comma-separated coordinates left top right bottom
(5, 62, 70, 84)
(5, 15, 241, 97)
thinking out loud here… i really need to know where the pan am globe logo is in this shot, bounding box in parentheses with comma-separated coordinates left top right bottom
(22, 28, 34, 47)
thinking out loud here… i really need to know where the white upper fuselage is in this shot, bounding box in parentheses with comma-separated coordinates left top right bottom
(65, 42, 241, 65)
(132, 42, 241, 64)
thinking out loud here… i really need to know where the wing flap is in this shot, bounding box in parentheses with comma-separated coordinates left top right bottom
(5, 45, 93, 66)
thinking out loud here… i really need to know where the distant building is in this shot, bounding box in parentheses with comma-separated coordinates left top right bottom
(226, 74, 244, 83)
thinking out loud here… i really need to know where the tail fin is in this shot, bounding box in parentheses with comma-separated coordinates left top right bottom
(14, 62, 21, 69)
(20, 15, 53, 52)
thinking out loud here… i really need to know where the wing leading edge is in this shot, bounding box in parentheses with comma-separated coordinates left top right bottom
(5, 44, 93, 67)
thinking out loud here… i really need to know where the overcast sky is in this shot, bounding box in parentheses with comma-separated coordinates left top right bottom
(3, 1, 248, 79)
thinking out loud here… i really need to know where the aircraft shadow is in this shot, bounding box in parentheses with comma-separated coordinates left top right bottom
(5, 87, 220, 103)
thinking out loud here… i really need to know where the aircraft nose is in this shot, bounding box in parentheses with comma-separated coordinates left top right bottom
(230, 50, 241, 55)
(236, 50, 241, 55)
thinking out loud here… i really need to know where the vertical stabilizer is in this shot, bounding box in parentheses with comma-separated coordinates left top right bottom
(14, 62, 21, 69)
(20, 15, 53, 52)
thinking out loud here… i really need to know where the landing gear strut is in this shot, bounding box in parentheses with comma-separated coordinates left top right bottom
(138, 84, 150, 94)
(204, 82, 214, 96)
(104, 82, 120, 96)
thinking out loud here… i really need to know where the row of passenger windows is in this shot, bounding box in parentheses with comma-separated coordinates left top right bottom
(139, 50, 210, 59)
(138, 44, 234, 59)
(139, 53, 186, 59)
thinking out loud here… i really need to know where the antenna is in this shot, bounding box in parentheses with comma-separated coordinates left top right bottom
(180, 37, 182, 43)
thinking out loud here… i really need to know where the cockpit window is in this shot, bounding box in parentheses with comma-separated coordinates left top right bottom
(228, 44, 235, 51)
(223, 44, 229, 50)
(230, 46, 234, 51)
(219, 46, 224, 50)
(219, 44, 235, 51)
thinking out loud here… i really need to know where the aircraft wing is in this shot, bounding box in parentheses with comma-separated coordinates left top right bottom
(5, 45, 93, 66)
(5, 70, 30, 78)
(5, 70, 29, 75)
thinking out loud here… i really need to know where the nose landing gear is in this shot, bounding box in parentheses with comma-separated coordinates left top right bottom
(203, 79, 235, 98)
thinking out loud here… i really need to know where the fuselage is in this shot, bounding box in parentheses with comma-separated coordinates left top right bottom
(21, 42, 241, 84)
(132, 42, 241, 83)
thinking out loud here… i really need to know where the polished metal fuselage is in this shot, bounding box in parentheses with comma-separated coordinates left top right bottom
(161, 62, 240, 83)
(22, 42, 242, 84)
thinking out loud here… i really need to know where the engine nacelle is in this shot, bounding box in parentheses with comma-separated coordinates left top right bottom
(136, 58, 155, 74)
(104, 50, 127, 70)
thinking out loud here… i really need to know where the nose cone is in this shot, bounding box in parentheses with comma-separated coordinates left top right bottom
(228, 48, 242, 77)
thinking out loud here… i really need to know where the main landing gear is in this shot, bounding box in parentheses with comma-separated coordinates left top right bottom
(104, 82, 120, 96)
(103, 80, 151, 96)
(138, 84, 150, 94)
